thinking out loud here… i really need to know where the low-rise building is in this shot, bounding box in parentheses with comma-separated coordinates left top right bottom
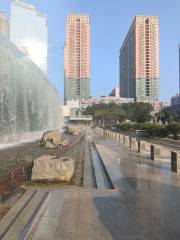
(88, 96, 134, 105)
(171, 94, 180, 112)
(109, 87, 120, 98)
(61, 105, 70, 118)
(65, 100, 80, 116)
(171, 45, 180, 109)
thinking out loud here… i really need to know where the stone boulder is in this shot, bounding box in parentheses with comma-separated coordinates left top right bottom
(31, 155, 74, 182)
(45, 141, 56, 149)
(62, 139, 69, 147)
(42, 129, 61, 146)
(68, 126, 82, 135)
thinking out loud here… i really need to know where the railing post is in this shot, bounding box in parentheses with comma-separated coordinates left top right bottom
(141, 142, 146, 152)
(171, 151, 180, 173)
(115, 133, 117, 141)
(123, 135, 125, 145)
(129, 137, 132, 148)
(150, 145, 154, 160)
(124, 136, 130, 147)
(131, 138, 137, 149)
(137, 141, 140, 153)
(150, 145, 161, 161)
(120, 134, 123, 144)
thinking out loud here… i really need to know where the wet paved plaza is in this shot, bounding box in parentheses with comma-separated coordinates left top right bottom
(94, 138, 180, 239)
(0, 131, 180, 239)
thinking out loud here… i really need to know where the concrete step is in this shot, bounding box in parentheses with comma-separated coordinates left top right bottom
(0, 190, 49, 240)
(31, 191, 65, 240)
(0, 190, 37, 238)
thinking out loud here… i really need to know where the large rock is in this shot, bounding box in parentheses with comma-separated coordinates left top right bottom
(45, 140, 56, 149)
(31, 155, 74, 182)
(42, 129, 61, 145)
(68, 126, 83, 135)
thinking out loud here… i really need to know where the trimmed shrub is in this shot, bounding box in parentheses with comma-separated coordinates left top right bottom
(115, 122, 132, 131)
(114, 123, 169, 138)
(167, 123, 180, 139)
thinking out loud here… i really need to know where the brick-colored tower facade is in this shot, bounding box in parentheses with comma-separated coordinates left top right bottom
(179, 45, 180, 93)
(64, 15, 90, 104)
(120, 16, 159, 102)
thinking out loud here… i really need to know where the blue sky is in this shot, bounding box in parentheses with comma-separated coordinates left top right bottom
(1, 0, 180, 103)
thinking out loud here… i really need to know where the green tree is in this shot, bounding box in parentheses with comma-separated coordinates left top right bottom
(167, 123, 180, 139)
(83, 103, 126, 126)
(121, 102, 153, 123)
(83, 102, 154, 125)
(157, 106, 180, 123)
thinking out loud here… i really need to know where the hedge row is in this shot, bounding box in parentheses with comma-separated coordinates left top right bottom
(115, 122, 180, 139)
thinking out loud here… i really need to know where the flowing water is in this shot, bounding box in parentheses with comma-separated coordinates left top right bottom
(0, 34, 63, 146)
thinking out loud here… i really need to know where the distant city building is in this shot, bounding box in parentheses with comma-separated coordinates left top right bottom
(64, 14, 90, 104)
(171, 45, 180, 107)
(179, 45, 180, 93)
(10, 0, 48, 74)
(66, 100, 80, 116)
(161, 101, 170, 109)
(62, 97, 134, 117)
(151, 101, 170, 113)
(61, 100, 93, 122)
(120, 16, 159, 102)
(88, 96, 134, 105)
(171, 94, 180, 107)
(0, 11, 9, 38)
(66, 100, 80, 109)
(61, 105, 70, 118)
(109, 87, 120, 98)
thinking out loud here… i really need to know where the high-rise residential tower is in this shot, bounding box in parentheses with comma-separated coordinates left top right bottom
(10, 0, 48, 74)
(171, 45, 180, 107)
(64, 14, 90, 104)
(179, 45, 180, 93)
(120, 16, 159, 102)
(0, 11, 10, 38)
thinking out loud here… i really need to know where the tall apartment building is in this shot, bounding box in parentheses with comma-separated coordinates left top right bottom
(171, 45, 180, 107)
(0, 11, 10, 38)
(179, 45, 180, 93)
(10, 0, 48, 74)
(64, 14, 90, 104)
(120, 16, 159, 102)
